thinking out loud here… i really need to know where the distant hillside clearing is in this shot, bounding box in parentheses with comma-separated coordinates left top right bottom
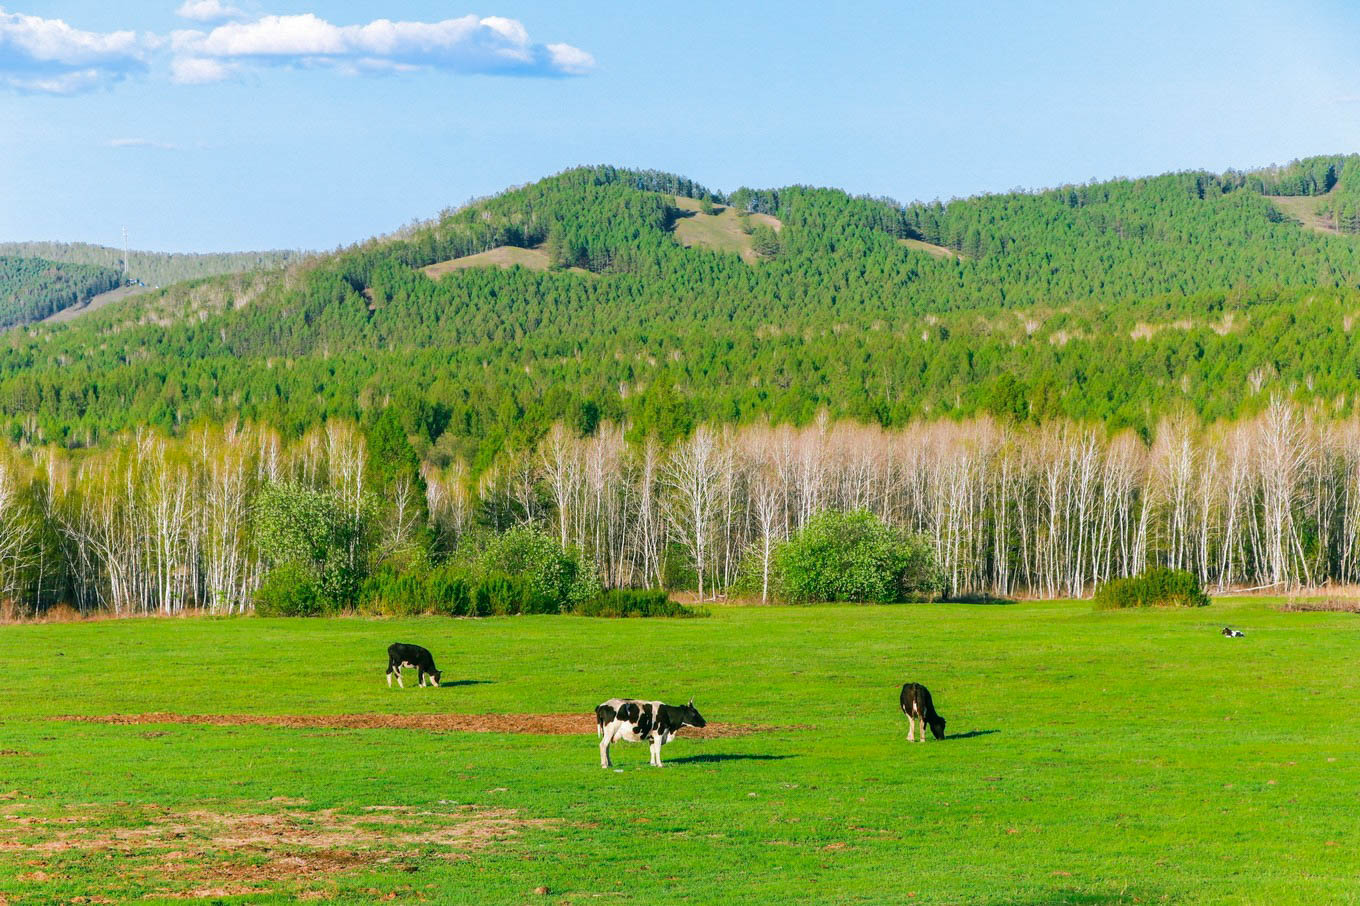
(40, 284, 154, 324)
(422, 245, 551, 277)
(672, 196, 782, 264)
(899, 237, 967, 260)
(1266, 193, 1339, 235)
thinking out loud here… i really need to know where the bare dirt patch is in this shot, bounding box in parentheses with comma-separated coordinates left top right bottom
(2, 803, 549, 898)
(58, 712, 780, 738)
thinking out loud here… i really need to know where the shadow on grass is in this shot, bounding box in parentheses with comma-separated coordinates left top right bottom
(667, 753, 798, 764)
(946, 729, 999, 740)
(437, 680, 493, 688)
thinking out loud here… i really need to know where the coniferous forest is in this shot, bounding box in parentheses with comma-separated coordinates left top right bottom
(7, 158, 1360, 612)
(0, 256, 121, 328)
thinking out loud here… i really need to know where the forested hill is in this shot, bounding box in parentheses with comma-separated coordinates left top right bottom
(0, 241, 309, 289)
(0, 256, 121, 329)
(7, 158, 1360, 460)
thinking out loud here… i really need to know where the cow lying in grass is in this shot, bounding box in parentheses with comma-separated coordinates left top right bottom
(386, 643, 441, 688)
(595, 698, 706, 767)
(900, 682, 946, 742)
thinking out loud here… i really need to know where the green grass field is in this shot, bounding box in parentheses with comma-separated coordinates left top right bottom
(1, 598, 1356, 904)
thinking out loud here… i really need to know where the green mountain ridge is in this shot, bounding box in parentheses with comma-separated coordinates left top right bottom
(6, 157, 1360, 459)
(0, 241, 310, 293)
(0, 255, 121, 329)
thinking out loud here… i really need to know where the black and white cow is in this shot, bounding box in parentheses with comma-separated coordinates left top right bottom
(1221, 626, 1245, 638)
(595, 698, 706, 768)
(386, 643, 441, 688)
(900, 682, 946, 742)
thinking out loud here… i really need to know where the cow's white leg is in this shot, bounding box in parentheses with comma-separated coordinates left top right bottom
(907, 713, 915, 741)
(386, 671, 393, 688)
(600, 728, 613, 768)
(396, 668, 404, 689)
(650, 735, 664, 767)
(918, 718, 926, 743)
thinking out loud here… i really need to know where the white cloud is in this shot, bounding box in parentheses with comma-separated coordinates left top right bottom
(172, 13, 595, 79)
(0, 6, 593, 93)
(175, 0, 246, 24)
(169, 53, 232, 84)
(0, 6, 148, 93)
(108, 137, 182, 150)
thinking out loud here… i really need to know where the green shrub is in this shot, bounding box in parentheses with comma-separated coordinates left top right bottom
(572, 589, 707, 618)
(479, 525, 599, 609)
(254, 482, 370, 612)
(1093, 568, 1210, 609)
(773, 509, 943, 604)
(254, 563, 329, 617)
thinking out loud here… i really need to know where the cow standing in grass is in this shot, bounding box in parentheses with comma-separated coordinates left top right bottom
(386, 643, 441, 688)
(900, 682, 946, 742)
(595, 698, 706, 767)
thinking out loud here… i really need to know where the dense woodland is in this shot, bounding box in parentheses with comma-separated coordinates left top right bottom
(5, 158, 1360, 610)
(0, 256, 121, 328)
(0, 399, 1352, 613)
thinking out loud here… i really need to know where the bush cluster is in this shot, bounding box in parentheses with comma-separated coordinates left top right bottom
(771, 509, 944, 604)
(573, 589, 706, 618)
(1093, 568, 1210, 609)
(256, 522, 702, 619)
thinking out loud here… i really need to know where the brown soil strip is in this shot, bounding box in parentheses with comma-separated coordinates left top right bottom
(57, 712, 784, 738)
(1, 803, 551, 897)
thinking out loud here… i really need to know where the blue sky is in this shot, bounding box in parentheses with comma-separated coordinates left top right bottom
(3, 0, 1360, 251)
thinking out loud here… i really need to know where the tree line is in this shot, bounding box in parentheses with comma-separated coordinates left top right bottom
(0, 400, 1353, 616)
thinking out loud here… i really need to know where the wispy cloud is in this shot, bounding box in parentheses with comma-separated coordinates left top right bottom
(0, 5, 595, 94)
(0, 6, 149, 94)
(174, 0, 247, 24)
(108, 137, 182, 150)
(169, 13, 596, 83)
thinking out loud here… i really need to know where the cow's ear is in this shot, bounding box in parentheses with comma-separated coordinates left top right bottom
(688, 697, 694, 708)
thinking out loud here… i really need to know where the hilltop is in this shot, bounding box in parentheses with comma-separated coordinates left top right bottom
(5, 158, 1360, 458)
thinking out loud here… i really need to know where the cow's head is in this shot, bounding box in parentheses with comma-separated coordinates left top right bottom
(429, 670, 442, 687)
(683, 698, 706, 729)
(927, 713, 946, 740)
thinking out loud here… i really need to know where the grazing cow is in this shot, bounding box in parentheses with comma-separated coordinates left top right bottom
(386, 643, 441, 688)
(900, 682, 946, 742)
(595, 697, 706, 768)
(1221, 626, 1245, 638)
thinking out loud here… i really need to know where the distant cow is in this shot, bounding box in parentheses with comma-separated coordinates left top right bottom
(1221, 626, 1245, 638)
(386, 643, 441, 688)
(900, 682, 946, 742)
(595, 698, 706, 768)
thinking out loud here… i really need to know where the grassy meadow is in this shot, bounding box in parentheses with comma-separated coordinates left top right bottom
(0, 598, 1356, 904)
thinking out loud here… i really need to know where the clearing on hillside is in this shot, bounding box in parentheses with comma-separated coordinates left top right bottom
(40, 283, 154, 324)
(898, 237, 967, 260)
(1266, 193, 1340, 235)
(672, 196, 782, 264)
(421, 245, 551, 278)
